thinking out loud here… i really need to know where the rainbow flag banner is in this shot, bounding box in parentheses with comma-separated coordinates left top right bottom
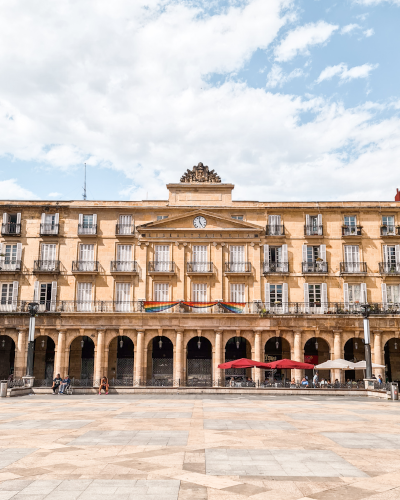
(143, 301, 180, 313)
(182, 301, 218, 309)
(220, 302, 246, 313)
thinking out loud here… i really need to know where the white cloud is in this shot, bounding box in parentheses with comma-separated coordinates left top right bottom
(355, 0, 400, 4)
(363, 28, 375, 37)
(316, 63, 378, 83)
(274, 21, 339, 62)
(266, 64, 304, 88)
(0, 179, 37, 200)
(48, 192, 62, 197)
(341, 23, 360, 34)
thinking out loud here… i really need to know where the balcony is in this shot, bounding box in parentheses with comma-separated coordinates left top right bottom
(266, 225, 285, 236)
(33, 260, 61, 273)
(304, 225, 323, 237)
(340, 262, 367, 274)
(110, 261, 138, 273)
(302, 262, 328, 273)
(0, 259, 21, 272)
(187, 262, 214, 274)
(380, 225, 399, 237)
(342, 225, 362, 237)
(78, 224, 97, 236)
(262, 261, 289, 274)
(148, 261, 176, 274)
(1, 223, 21, 236)
(225, 262, 252, 274)
(116, 224, 135, 236)
(379, 262, 400, 275)
(40, 223, 59, 236)
(72, 261, 99, 273)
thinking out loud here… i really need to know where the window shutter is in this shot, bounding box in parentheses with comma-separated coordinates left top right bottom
(343, 283, 349, 309)
(305, 214, 310, 234)
(302, 244, 307, 263)
(0, 243, 2, 259)
(317, 214, 322, 234)
(265, 282, 270, 308)
(395, 245, 400, 265)
(41, 213, 46, 225)
(78, 214, 83, 226)
(92, 214, 97, 225)
(303, 283, 309, 312)
(282, 282, 288, 313)
(2, 213, 7, 224)
(16, 213, 21, 224)
(282, 244, 288, 264)
(263, 245, 269, 272)
(382, 283, 387, 310)
(320, 244, 326, 262)
(55, 213, 59, 225)
(321, 282, 328, 313)
(50, 281, 57, 311)
(383, 245, 388, 263)
(33, 281, 39, 301)
(16, 243, 22, 262)
(361, 283, 367, 303)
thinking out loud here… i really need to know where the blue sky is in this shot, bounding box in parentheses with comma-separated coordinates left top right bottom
(0, 0, 399, 202)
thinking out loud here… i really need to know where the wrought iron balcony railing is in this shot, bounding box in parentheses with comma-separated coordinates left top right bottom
(225, 262, 252, 273)
(302, 261, 328, 273)
(379, 262, 400, 274)
(33, 260, 60, 273)
(110, 260, 138, 273)
(187, 262, 214, 273)
(1, 223, 21, 235)
(380, 225, 399, 236)
(0, 259, 21, 272)
(116, 224, 135, 235)
(266, 225, 285, 236)
(148, 261, 175, 273)
(304, 225, 323, 236)
(342, 225, 362, 236)
(78, 224, 97, 235)
(72, 261, 99, 272)
(262, 261, 289, 273)
(40, 223, 59, 235)
(340, 262, 367, 273)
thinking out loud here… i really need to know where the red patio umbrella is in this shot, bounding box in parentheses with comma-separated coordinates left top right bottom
(262, 359, 315, 370)
(218, 358, 268, 369)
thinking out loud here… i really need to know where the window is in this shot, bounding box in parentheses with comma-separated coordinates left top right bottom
(349, 285, 360, 303)
(384, 245, 397, 265)
(0, 281, 18, 311)
(118, 215, 133, 234)
(116, 245, 132, 271)
(4, 244, 17, 263)
(192, 245, 208, 272)
(192, 283, 207, 303)
(79, 244, 95, 271)
(263, 245, 288, 272)
(304, 283, 327, 311)
(230, 283, 245, 303)
(343, 216, 359, 235)
(77, 282, 92, 311)
(40, 244, 57, 270)
(265, 282, 288, 311)
(344, 245, 360, 272)
(154, 283, 169, 301)
(40, 213, 59, 234)
(157, 215, 168, 220)
(387, 285, 399, 304)
(115, 283, 131, 311)
(305, 215, 322, 235)
(78, 214, 97, 234)
(308, 284, 321, 305)
(268, 215, 282, 235)
(382, 216, 395, 235)
(232, 215, 243, 220)
(307, 246, 320, 263)
(154, 245, 170, 271)
(343, 283, 367, 308)
(269, 246, 282, 263)
(2, 213, 21, 234)
(270, 284, 282, 304)
(229, 245, 245, 272)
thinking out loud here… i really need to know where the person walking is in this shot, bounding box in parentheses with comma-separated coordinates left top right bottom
(313, 371, 319, 388)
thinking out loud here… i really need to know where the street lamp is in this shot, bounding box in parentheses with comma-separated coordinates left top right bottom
(360, 303, 372, 379)
(26, 302, 39, 377)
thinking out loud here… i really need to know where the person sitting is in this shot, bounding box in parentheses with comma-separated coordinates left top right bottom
(59, 374, 71, 394)
(99, 376, 109, 395)
(377, 374, 383, 385)
(290, 377, 296, 388)
(52, 373, 62, 394)
(301, 377, 308, 387)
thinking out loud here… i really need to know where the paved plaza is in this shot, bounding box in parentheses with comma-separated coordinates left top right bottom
(0, 395, 399, 499)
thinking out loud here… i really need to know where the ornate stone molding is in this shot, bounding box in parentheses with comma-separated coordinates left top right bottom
(180, 162, 221, 183)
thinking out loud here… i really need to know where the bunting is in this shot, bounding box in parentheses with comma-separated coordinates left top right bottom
(182, 301, 218, 309)
(220, 302, 245, 313)
(143, 301, 179, 313)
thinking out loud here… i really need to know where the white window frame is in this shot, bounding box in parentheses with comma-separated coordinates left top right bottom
(230, 283, 245, 303)
(77, 282, 93, 312)
(115, 282, 131, 312)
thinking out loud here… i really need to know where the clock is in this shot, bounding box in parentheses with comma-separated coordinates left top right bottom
(193, 216, 207, 229)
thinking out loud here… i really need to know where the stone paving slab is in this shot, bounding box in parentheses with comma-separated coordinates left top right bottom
(136, 403, 194, 408)
(0, 420, 92, 430)
(114, 412, 192, 419)
(68, 430, 189, 446)
(0, 449, 37, 470)
(48, 407, 121, 412)
(286, 413, 367, 421)
(202, 406, 268, 413)
(205, 448, 368, 477)
(323, 432, 400, 449)
(203, 419, 296, 430)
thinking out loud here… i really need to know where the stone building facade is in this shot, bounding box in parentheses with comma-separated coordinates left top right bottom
(0, 163, 400, 385)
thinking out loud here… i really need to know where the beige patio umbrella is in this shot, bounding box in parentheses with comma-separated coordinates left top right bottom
(315, 359, 356, 370)
(353, 361, 385, 369)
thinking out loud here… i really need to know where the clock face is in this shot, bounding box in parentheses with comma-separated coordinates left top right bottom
(193, 216, 207, 229)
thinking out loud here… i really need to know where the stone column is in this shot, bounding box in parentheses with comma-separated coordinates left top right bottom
(254, 331, 262, 384)
(54, 330, 66, 377)
(333, 330, 342, 383)
(14, 329, 27, 378)
(373, 331, 384, 378)
(214, 330, 223, 385)
(135, 331, 144, 384)
(174, 330, 184, 385)
(293, 331, 303, 382)
(94, 329, 105, 385)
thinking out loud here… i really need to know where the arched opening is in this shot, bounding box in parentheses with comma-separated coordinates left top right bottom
(148, 336, 173, 384)
(69, 336, 95, 382)
(384, 338, 399, 382)
(344, 338, 365, 381)
(0, 335, 15, 379)
(33, 336, 55, 381)
(224, 336, 252, 383)
(187, 336, 212, 386)
(108, 336, 134, 384)
(264, 337, 291, 382)
(304, 337, 330, 381)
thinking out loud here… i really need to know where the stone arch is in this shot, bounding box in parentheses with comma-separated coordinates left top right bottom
(304, 336, 330, 380)
(146, 335, 174, 384)
(344, 337, 365, 381)
(33, 335, 55, 381)
(224, 335, 253, 381)
(0, 335, 16, 378)
(66, 332, 98, 351)
(105, 331, 136, 350)
(264, 336, 291, 381)
(107, 335, 134, 382)
(186, 336, 212, 385)
(384, 338, 400, 382)
(68, 336, 95, 381)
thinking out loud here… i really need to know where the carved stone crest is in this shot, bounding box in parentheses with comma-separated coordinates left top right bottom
(180, 162, 221, 183)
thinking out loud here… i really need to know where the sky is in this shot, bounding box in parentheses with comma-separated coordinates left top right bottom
(0, 0, 399, 203)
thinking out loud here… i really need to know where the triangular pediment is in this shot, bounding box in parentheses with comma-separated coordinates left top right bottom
(137, 210, 264, 232)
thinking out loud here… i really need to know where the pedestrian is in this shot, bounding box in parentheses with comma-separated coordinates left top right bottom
(313, 371, 319, 388)
(377, 374, 383, 385)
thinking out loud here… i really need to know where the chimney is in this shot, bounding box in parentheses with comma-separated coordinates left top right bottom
(396, 189, 400, 202)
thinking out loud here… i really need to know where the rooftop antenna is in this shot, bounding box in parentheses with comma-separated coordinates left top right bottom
(83, 163, 87, 201)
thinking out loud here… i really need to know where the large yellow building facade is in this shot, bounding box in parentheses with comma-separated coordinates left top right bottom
(1, 163, 400, 386)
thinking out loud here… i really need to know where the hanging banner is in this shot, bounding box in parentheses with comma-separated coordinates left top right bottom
(182, 301, 218, 309)
(220, 302, 245, 313)
(143, 301, 179, 313)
